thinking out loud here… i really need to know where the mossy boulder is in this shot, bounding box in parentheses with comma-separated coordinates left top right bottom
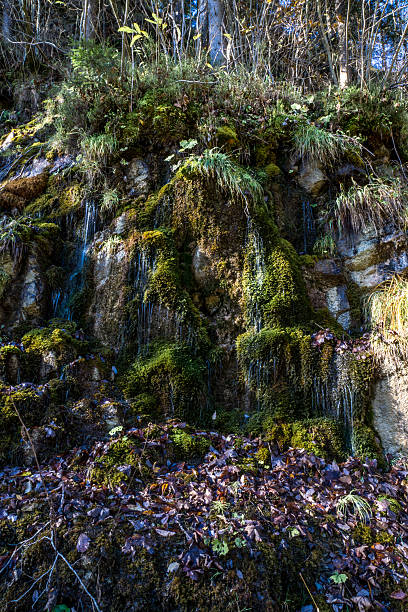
(0, 172, 48, 211)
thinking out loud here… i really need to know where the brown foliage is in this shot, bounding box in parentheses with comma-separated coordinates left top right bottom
(0, 172, 48, 211)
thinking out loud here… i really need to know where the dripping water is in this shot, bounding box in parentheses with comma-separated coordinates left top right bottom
(301, 200, 316, 254)
(53, 200, 98, 319)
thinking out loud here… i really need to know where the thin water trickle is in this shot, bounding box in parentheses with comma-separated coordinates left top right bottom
(131, 248, 157, 353)
(301, 200, 316, 254)
(54, 200, 98, 319)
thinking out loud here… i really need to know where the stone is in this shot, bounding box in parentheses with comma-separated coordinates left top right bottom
(373, 363, 408, 455)
(86, 233, 129, 350)
(325, 285, 351, 330)
(126, 158, 150, 196)
(112, 212, 128, 235)
(192, 246, 212, 287)
(297, 162, 328, 196)
(40, 350, 58, 379)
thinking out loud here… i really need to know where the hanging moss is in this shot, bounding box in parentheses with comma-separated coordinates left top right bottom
(26, 175, 83, 219)
(120, 342, 207, 425)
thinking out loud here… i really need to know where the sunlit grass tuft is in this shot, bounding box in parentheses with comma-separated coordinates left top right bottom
(334, 177, 408, 234)
(178, 148, 263, 211)
(365, 275, 408, 364)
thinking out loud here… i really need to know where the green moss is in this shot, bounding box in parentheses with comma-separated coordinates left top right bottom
(128, 392, 159, 422)
(26, 176, 83, 219)
(254, 125, 282, 167)
(352, 423, 383, 464)
(91, 437, 140, 486)
(216, 125, 239, 149)
(22, 326, 84, 355)
(346, 280, 365, 328)
(0, 345, 22, 359)
(45, 266, 65, 290)
(120, 342, 207, 425)
(378, 495, 402, 515)
(0, 386, 44, 463)
(0, 268, 10, 299)
(352, 524, 395, 546)
(170, 428, 210, 460)
(264, 417, 346, 460)
(290, 418, 346, 460)
(237, 326, 313, 420)
(264, 162, 281, 177)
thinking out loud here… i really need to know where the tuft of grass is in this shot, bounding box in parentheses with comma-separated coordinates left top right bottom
(81, 132, 117, 164)
(365, 275, 408, 364)
(178, 148, 263, 211)
(100, 187, 120, 215)
(313, 232, 336, 257)
(334, 176, 408, 234)
(336, 490, 372, 522)
(293, 123, 356, 166)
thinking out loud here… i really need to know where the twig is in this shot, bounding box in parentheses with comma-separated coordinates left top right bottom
(299, 572, 320, 612)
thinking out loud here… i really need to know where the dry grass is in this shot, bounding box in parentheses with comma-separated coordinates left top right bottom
(365, 275, 408, 364)
(293, 123, 354, 166)
(334, 177, 408, 235)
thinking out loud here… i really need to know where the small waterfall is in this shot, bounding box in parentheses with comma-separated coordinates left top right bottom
(0, 154, 16, 183)
(130, 248, 157, 353)
(80, 201, 97, 268)
(311, 353, 357, 452)
(54, 200, 98, 320)
(301, 200, 316, 254)
(154, 192, 173, 228)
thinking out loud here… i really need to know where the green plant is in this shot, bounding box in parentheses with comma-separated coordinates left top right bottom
(365, 275, 408, 363)
(293, 123, 355, 166)
(313, 233, 336, 257)
(333, 177, 408, 234)
(211, 500, 230, 516)
(329, 572, 348, 584)
(100, 188, 120, 215)
(178, 149, 263, 210)
(81, 132, 117, 165)
(336, 490, 372, 522)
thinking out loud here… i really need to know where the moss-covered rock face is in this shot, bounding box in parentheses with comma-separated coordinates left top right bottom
(121, 342, 207, 424)
(0, 74, 401, 475)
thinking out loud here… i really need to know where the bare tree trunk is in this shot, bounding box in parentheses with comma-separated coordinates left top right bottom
(196, 0, 208, 60)
(317, 0, 338, 85)
(2, 0, 11, 40)
(336, 0, 350, 88)
(208, 0, 224, 64)
(82, 0, 97, 40)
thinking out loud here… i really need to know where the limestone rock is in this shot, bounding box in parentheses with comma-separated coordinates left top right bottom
(86, 232, 130, 350)
(373, 363, 408, 455)
(192, 246, 213, 287)
(297, 162, 328, 196)
(325, 285, 351, 330)
(126, 158, 150, 196)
